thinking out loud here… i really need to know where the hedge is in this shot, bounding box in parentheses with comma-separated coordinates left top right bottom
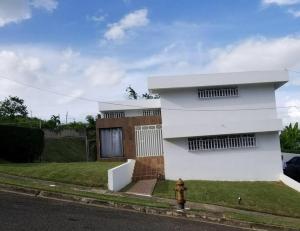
(0, 125, 44, 162)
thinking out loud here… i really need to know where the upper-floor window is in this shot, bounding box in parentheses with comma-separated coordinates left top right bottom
(103, 111, 125, 118)
(143, 109, 161, 116)
(188, 134, 256, 151)
(198, 87, 238, 99)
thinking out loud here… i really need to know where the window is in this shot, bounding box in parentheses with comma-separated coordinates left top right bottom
(143, 109, 161, 116)
(198, 87, 238, 99)
(100, 128, 123, 157)
(188, 134, 256, 151)
(103, 111, 125, 118)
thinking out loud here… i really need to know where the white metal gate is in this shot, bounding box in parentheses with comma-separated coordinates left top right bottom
(135, 124, 163, 157)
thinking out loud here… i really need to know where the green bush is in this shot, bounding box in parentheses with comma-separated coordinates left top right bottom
(0, 125, 44, 162)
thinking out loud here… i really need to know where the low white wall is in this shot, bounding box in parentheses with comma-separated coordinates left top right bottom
(163, 132, 283, 181)
(280, 173, 300, 192)
(108, 159, 136, 192)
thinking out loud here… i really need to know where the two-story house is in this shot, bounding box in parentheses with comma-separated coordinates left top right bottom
(96, 70, 288, 181)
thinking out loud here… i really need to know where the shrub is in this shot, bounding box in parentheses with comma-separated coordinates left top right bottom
(0, 125, 44, 162)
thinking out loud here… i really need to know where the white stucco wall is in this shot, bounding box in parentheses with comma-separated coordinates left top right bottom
(160, 84, 278, 128)
(163, 132, 282, 181)
(159, 83, 283, 180)
(108, 159, 135, 192)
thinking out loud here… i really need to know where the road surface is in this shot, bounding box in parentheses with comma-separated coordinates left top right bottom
(0, 190, 247, 231)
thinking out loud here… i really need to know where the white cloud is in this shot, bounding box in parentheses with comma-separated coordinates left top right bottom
(30, 0, 58, 12)
(0, 50, 42, 81)
(57, 89, 84, 104)
(0, 0, 57, 27)
(206, 36, 300, 72)
(104, 9, 149, 41)
(285, 99, 300, 122)
(262, 0, 300, 6)
(288, 8, 300, 17)
(84, 59, 125, 86)
(0, 0, 31, 27)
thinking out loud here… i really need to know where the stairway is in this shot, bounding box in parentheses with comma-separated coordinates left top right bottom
(132, 156, 164, 182)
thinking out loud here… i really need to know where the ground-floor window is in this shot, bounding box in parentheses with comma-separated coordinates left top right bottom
(188, 134, 256, 151)
(100, 128, 123, 157)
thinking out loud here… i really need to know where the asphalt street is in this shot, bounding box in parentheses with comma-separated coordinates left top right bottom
(0, 190, 248, 231)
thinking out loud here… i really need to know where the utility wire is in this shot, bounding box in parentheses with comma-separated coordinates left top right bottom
(1, 72, 300, 112)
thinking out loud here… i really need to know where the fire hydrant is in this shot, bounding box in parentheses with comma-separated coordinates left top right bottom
(174, 178, 187, 210)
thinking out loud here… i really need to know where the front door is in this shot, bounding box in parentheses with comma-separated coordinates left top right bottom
(100, 128, 123, 158)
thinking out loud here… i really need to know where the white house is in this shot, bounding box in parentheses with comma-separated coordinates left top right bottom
(97, 70, 288, 182)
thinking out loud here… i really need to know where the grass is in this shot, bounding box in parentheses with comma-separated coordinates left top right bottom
(154, 180, 300, 218)
(225, 211, 300, 230)
(0, 175, 170, 209)
(0, 162, 121, 188)
(41, 138, 86, 162)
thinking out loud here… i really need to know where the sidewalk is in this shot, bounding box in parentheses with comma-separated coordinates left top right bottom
(0, 173, 299, 230)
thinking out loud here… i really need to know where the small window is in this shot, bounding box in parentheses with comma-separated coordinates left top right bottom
(143, 109, 161, 116)
(103, 111, 125, 118)
(198, 87, 238, 99)
(188, 134, 256, 151)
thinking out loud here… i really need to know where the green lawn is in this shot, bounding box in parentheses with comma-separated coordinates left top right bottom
(0, 162, 121, 188)
(41, 138, 87, 162)
(154, 180, 300, 218)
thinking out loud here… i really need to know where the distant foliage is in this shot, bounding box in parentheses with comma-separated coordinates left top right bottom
(280, 123, 300, 152)
(0, 125, 44, 162)
(0, 96, 28, 118)
(126, 86, 138, 99)
(126, 86, 160, 100)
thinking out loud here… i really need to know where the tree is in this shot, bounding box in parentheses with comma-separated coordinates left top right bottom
(126, 86, 138, 99)
(42, 115, 61, 129)
(280, 122, 300, 151)
(86, 115, 96, 129)
(0, 96, 28, 118)
(142, 92, 160, 99)
(126, 86, 160, 100)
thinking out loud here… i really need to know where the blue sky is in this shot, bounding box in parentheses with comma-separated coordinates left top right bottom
(1, 0, 300, 122)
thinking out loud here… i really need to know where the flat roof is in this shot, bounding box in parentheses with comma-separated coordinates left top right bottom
(98, 99, 161, 112)
(148, 70, 289, 92)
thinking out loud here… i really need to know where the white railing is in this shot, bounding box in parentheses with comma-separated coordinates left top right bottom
(188, 134, 256, 151)
(103, 111, 125, 118)
(198, 87, 238, 99)
(135, 124, 163, 157)
(142, 109, 161, 116)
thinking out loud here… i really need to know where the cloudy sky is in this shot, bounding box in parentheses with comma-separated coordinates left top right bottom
(0, 0, 300, 123)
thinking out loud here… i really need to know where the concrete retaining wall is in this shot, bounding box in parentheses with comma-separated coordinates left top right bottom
(280, 173, 300, 192)
(108, 159, 135, 192)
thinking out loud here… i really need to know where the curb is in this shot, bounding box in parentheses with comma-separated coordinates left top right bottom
(0, 183, 298, 231)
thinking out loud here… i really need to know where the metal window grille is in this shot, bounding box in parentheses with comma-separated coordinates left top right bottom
(142, 109, 161, 116)
(188, 134, 256, 151)
(135, 124, 163, 157)
(198, 87, 238, 99)
(103, 111, 125, 118)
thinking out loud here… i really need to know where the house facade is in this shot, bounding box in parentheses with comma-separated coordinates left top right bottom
(96, 70, 288, 181)
(96, 99, 164, 180)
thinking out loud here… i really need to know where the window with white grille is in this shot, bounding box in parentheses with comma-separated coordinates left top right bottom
(198, 87, 238, 99)
(143, 109, 161, 116)
(188, 134, 256, 151)
(103, 111, 125, 118)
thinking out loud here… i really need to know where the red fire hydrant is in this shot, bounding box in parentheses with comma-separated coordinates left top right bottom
(174, 178, 187, 210)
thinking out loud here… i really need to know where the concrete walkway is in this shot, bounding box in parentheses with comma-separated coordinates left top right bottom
(126, 179, 157, 197)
